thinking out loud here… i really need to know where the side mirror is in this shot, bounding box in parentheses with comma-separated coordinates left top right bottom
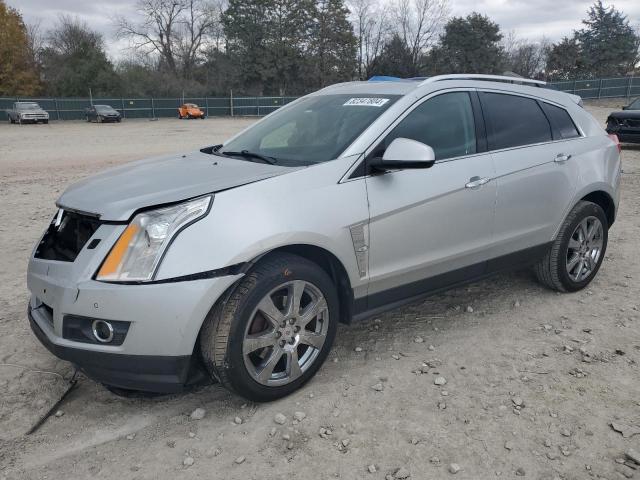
(622, 105, 629, 110)
(369, 138, 436, 172)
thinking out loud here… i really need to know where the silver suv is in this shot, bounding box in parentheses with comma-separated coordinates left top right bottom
(27, 75, 622, 401)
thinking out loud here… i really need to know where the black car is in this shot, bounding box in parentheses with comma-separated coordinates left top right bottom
(606, 98, 640, 143)
(86, 105, 121, 123)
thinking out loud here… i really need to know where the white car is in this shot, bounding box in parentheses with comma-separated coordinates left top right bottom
(27, 75, 621, 401)
(7, 102, 49, 124)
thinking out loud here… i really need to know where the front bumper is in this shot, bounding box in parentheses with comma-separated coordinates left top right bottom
(28, 255, 243, 391)
(29, 305, 198, 392)
(20, 115, 49, 122)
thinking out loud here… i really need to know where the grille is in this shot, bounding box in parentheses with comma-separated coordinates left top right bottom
(623, 118, 640, 128)
(35, 210, 101, 262)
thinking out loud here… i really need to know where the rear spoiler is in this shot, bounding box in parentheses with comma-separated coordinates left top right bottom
(566, 93, 583, 107)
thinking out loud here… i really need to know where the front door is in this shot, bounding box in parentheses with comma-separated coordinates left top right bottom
(364, 91, 497, 311)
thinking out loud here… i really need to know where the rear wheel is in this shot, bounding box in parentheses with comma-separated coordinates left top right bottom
(535, 201, 608, 292)
(200, 253, 338, 401)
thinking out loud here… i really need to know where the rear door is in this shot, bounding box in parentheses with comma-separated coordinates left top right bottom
(479, 91, 581, 259)
(364, 90, 497, 309)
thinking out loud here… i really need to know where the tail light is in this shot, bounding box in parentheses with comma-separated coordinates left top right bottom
(608, 133, 621, 153)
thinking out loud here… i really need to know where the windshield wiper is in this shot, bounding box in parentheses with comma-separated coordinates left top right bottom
(219, 149, 277, 165)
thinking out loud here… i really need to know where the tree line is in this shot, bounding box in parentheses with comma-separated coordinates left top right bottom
(1, 0, 638, 98)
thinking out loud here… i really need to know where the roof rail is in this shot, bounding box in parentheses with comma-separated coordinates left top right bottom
(419, 74, 546, 87)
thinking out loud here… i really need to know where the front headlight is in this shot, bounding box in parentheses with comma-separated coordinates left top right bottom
(96, 196, 212, 282)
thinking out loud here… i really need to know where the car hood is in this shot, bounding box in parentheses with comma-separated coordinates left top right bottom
(608, 110, 640, 119)
(57, 150, 300, 221)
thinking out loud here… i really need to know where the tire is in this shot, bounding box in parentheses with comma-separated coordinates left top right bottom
(200, 253, 339, 402)
(535, 201, 608, 292)
(43, 120, 48, 124)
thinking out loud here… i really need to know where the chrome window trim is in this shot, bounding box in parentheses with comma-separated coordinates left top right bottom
(477, 88, 586, 140)
(339, 86, 586, 183)
(340, 87, 479, 182)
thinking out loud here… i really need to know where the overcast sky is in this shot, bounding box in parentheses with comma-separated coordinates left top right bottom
(7, 0, 640, 60)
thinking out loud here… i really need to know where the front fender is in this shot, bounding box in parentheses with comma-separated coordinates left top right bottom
(154, 158, 369, 294)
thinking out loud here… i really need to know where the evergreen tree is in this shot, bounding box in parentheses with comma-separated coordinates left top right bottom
(310, 0, 357, 87)
(0, 0, 41, 96)
(426, 13, 505, 75)
(369, 34, 414, 78)
(223, 0, 315, 95)
(545, 37, 583, 80)
(575, 0, 639, 77)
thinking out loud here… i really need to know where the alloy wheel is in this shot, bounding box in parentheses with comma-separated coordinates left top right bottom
(243, 280, 329, 387)
(566, 216, 604, 282)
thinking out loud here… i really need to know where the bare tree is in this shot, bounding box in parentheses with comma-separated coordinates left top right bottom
(114, 0, 224, 76)
(393, 0, 449, 72)
(349, 0, 390, 79)
(503, 34, 550, 78)
(25, 19, 45, 64)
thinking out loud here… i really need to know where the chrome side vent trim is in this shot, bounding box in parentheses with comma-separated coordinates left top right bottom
(349, 223, 369, 278)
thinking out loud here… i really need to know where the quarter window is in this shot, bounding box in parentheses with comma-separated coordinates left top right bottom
(382, 92, 477, 160)
(541, 102, 580, 139)
(481, 92, 552, 150)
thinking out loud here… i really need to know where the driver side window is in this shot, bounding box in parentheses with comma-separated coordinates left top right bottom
(383, 92, 477, 160)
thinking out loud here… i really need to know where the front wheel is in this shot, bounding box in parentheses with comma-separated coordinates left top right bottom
(200, 253, 338, 401)
(535, 201, 608, 292)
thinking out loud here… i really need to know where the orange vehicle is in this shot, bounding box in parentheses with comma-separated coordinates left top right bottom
(178, 103, 206, 119)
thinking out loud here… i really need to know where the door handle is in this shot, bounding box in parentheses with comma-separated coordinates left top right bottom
(465, 176, 490, 189)
(554, 153, 572, 163)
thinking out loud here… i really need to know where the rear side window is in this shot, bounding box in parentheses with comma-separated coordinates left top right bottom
(540, 102, 580, 139)
(481, 93, 552, 150)
(383, 92, 477, 160)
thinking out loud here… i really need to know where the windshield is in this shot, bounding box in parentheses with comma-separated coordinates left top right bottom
(221, 94, 400, 166)
(17, 103, 40, 110)
(95, 105, 115, 112)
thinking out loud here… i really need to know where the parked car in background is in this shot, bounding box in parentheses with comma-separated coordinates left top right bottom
(7, 102, 49, 124)
(621, 98, 640, 110)
(86, 105, 121, 123)
(27, 74, 621, 402)
(178, 103, 205, 119)
(606, 97, 640, 143)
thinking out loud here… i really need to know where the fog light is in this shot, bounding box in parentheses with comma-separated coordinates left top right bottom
(92, 319, 114, 343)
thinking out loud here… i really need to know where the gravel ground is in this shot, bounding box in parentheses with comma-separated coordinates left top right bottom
(0, 105, 639, 480)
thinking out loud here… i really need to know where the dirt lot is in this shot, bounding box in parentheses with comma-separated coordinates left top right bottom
(1, 105, 639, 480)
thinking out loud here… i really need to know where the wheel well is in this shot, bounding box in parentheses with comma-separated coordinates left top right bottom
(265, 245, 354, 324)
(581, 191, 615, 228)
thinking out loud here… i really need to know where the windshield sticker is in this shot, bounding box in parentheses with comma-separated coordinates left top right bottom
(343, 97, 390, 107)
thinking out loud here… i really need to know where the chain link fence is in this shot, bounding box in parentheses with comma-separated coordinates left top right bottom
(2, 76, 638, 121)
(0, 95, 298, 121)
